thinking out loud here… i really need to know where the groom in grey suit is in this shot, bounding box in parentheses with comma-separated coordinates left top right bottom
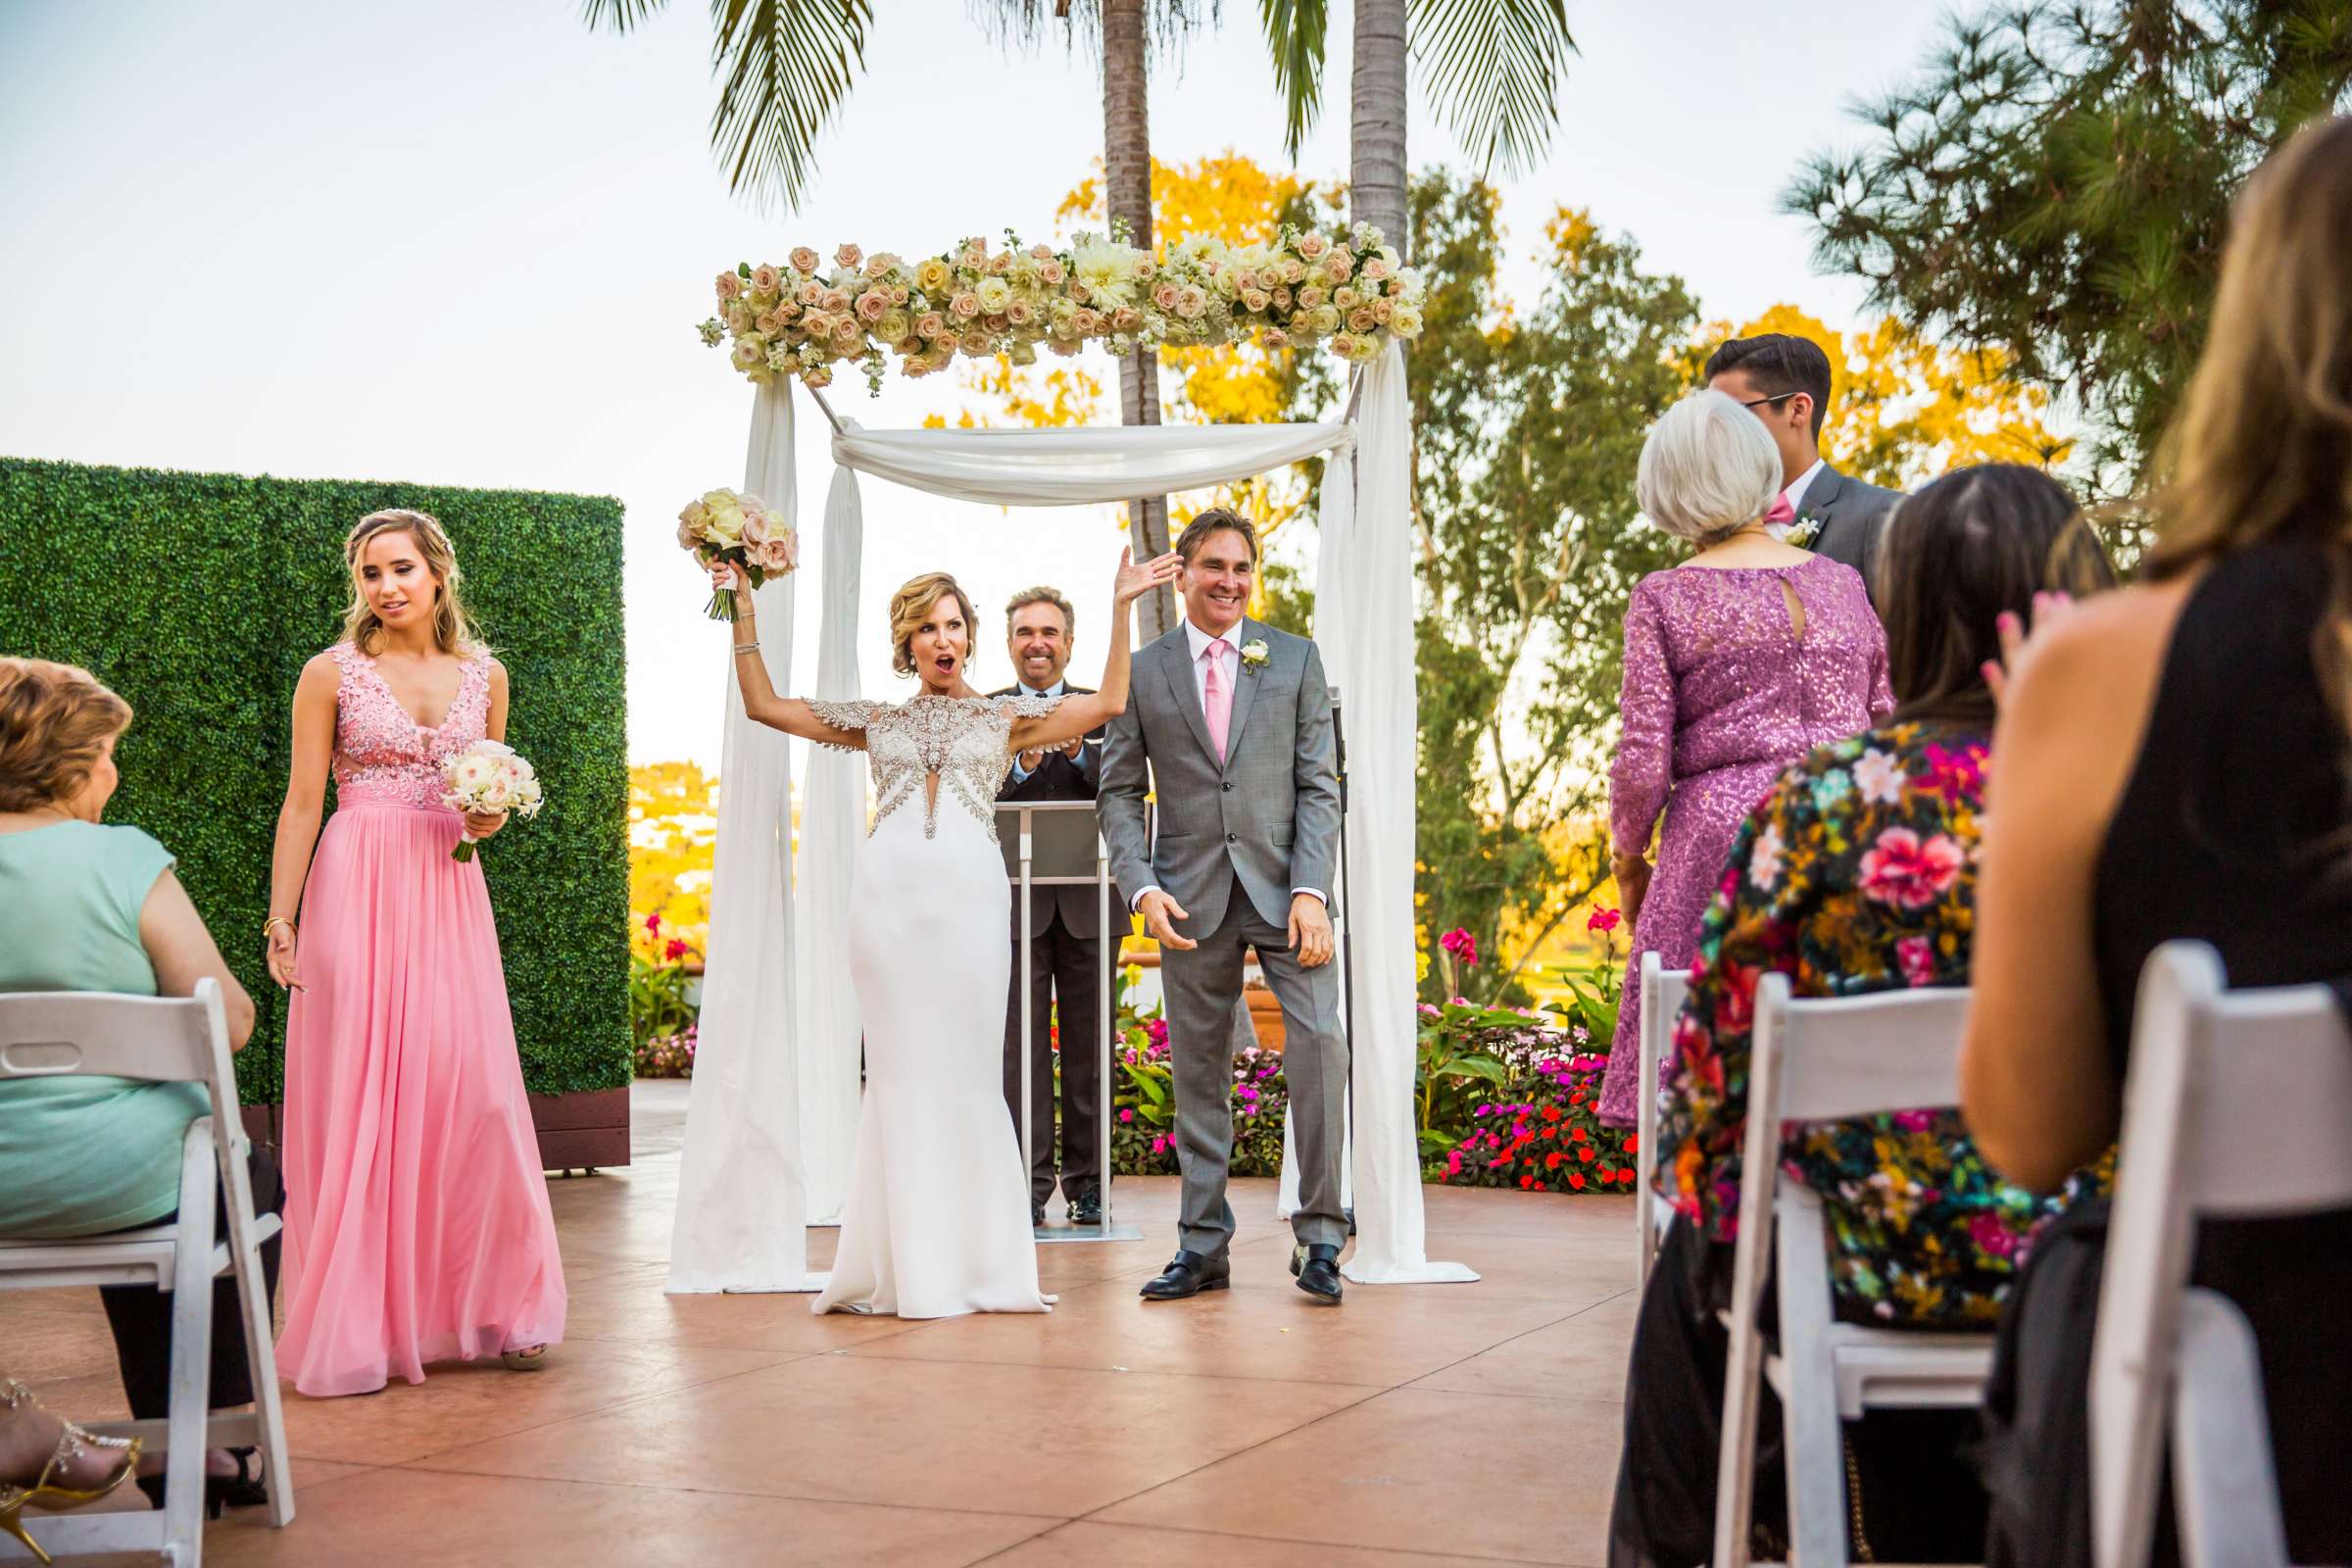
(1705, 331, 1901, 603)
(1100, 508, 1351, 1304)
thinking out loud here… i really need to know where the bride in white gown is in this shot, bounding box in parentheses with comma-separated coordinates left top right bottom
(713, 548, 1180, 1317)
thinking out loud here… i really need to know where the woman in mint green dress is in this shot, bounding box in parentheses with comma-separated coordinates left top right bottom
(0, 657, 276, 1521)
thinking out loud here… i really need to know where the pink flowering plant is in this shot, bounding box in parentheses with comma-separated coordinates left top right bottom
(635, 1024, 698, 1079)
(1417, 998, 1638, 1193)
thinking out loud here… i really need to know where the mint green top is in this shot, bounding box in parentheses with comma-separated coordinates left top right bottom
(0, 821, 210, 1239)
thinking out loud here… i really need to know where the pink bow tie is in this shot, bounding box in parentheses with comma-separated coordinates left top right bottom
(1765, 495, 1796, 527)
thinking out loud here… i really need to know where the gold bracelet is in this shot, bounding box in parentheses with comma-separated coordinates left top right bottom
(263, 915, 296, 942)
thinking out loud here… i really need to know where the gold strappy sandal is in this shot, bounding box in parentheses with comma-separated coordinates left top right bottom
(0, 1380, 141, 1567)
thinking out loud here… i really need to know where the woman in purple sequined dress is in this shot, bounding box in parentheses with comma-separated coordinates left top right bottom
(1597, 391, 1891, 1126)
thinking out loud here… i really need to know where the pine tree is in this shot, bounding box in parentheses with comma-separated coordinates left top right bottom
(1786, 1, 2352, 487)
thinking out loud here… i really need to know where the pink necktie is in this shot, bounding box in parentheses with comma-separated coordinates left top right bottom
(1202, 639, 1232, 761)
(1765, 494, 1796, 528)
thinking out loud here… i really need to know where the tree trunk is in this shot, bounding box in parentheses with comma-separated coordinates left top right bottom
(1102, 0, 1176, 637)
(1350, 0, 1409, 263)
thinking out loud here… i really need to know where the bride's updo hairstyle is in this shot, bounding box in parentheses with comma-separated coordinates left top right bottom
(1637, 388, 1784, 548)
(341, 509, 487, 658)
(888, 571, 980, 677)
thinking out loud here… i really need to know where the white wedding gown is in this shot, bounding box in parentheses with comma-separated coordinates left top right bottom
(804, 692, 1056, 1317)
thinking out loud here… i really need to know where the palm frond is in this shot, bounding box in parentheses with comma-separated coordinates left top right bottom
(579, 0, 671, 32)
(1409, 0, 1576, 178)
(709, 0, 876, 214)
(1259, 0, 1331, 160)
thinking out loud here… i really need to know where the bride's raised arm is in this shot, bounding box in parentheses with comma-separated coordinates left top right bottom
(1007, 547, 1181, 753)
(711, 562, 870, 751)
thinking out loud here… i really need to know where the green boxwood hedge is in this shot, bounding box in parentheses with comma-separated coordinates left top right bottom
(0, 457, 632, 1103)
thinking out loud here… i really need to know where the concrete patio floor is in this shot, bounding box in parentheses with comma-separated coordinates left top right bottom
(5, 1080, 1637, 1566)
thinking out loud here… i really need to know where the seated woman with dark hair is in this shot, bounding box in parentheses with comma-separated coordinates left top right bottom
(1608, 465, 2119, 1568)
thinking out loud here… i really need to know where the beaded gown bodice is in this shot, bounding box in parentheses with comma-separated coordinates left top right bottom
(327, 642, 492, 809)
(809, 692, 1061, 842)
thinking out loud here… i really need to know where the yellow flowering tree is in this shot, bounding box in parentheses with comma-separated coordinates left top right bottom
(1683, 303, 2073, 486)
(629, 760, 717, 961)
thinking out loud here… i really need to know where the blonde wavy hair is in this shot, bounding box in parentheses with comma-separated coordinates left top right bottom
(341, 510, 487, 658)
(0, 658, 133, 813)
(888, 571, 978, 677)
(2146, 115, 2352, 731)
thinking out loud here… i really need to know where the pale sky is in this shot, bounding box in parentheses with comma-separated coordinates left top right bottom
(0, 1, 1953, 771)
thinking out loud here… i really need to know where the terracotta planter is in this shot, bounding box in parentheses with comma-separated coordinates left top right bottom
(1244, 985, 1286, 1053)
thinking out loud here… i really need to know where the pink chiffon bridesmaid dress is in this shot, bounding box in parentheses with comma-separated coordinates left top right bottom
(276, 642, 566, 1396)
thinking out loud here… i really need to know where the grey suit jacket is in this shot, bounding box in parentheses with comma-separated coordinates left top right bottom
(1099, 619, 1342, 937)
(1802, 464, 1900, 604)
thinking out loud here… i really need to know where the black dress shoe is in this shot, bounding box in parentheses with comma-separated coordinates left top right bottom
(1292, 1243, 1344, 1303)
(1031, 1201, 1046, 1226)
(1346, 1206, 1357, 1237)
(1067, 1185, 1104, 1225)
(1139, 1250, 1229, 1299)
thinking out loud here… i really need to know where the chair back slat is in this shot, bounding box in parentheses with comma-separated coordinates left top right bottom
(0, 990, 217, 1086)
(2187, 989, 2352, 1215)
(1637, 952, 1688, 1284)
(1768, 984, 1974, 1123)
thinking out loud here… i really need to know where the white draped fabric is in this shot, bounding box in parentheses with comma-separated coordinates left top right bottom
(671, 352, 1473, 1290)
(1315, 346, 1477, 1285)
(829, 420, 1351, 508)
(795, 458, 867, 1224)
(666, 381, 824, 1293)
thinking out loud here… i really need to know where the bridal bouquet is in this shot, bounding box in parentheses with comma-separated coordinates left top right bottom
(678, 487, 797, 621)
(442, 740, 545, 861)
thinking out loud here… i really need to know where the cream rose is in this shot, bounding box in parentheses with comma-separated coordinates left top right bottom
(1309, 305, 1341, 334)
(715, 271, 744, 302)
(1241, 288, 1271, 314)
(1348, 308, 1377, 334)
(857, 291, 890, 322)
(1264, 326, 1290, 350)
(789, 247, 820, 274)
(1152, 281, 1180, 311)
(950, 290, 981, 320)
(1297, 232, 1329, 259)
(915, 256, 953, 293)
(834, 243, 862, 270)
(1004, 298, 1035, 326)
(751, 264, 783, 294)
(975, 275, 1012, 314)
(1174, 284, 1206, 318)
(730, 338, 766, 372)
(915, 311, 946, 340)
(798, 279, 824, 306)
(1388, 302, 1423, 336)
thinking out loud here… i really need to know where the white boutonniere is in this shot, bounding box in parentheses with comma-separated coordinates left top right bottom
(1785, 509, 1825, 551)
(1240, 638, 1270, 670)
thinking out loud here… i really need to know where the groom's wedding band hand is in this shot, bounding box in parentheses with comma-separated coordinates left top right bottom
(1139, 892, 1197, 952)
(1289, 896, 1335, 968)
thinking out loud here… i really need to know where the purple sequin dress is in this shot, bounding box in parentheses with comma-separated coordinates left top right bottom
(1596, 558, 1892, 1126)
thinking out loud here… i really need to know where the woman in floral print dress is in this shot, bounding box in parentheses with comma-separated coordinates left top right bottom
(1607, 466, 2116, 1568)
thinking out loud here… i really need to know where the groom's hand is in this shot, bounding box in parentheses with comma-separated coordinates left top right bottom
(1138, 891, 1197, 952)
(1289, 895, 1335, 968)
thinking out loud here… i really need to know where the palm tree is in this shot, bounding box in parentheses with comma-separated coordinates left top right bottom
(581, 0, 1200, 635)
(1261, 0, 1579, 262)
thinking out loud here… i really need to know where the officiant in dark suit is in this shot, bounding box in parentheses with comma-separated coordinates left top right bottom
(994, 586, 1109, 1226)
(1705, 331, 1902, 603)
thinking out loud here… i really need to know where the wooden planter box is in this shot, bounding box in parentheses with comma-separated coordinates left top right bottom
(237, 1087, 630, 1171)
(1123, 944, 1288, 1054)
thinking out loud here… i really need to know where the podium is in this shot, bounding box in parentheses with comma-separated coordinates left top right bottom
(999, 799, 1144, 1244)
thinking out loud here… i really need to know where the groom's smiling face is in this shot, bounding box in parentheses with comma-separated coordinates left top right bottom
(1181, 526, 1254, 637)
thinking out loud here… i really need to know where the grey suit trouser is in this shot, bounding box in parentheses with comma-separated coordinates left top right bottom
(1158, 873, 1349, 1256)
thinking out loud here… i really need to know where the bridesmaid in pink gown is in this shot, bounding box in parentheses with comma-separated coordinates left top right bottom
(265, 510, 564, 1396)
(1597, 392, 1892, 1126)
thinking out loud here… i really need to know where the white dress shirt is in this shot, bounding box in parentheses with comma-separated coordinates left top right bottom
(1132, 618, 1326, 915)
(1005, 677, 1068, 785)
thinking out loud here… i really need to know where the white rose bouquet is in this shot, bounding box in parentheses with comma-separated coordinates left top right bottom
(441, 740, 545, 862)
(677, 487, 797, 622)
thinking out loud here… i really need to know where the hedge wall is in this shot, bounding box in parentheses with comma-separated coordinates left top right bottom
(0, 457, 632, 1103)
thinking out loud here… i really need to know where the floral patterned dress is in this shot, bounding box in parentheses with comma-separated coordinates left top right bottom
(1656, 720, 2069, 1329)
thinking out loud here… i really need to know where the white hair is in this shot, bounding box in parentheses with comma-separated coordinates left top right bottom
(1636, 388, 1784, 546)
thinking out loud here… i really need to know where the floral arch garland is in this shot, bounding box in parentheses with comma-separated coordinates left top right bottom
(698, 223, 1428, 393)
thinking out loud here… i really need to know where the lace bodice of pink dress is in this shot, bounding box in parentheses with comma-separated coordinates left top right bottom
(1596, 557, 1893, 1125)
(326, 643, 492, 809)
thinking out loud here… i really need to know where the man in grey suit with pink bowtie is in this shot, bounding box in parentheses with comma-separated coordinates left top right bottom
(1100, 508, 1350, 1305)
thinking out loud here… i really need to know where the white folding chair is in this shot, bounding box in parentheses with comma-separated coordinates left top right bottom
(0, 980, 295, 1565)
(1636, 951, 1687, 1286)
(2090, 942, 2352, 1568)
(1714, 975, 1995, 1568)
